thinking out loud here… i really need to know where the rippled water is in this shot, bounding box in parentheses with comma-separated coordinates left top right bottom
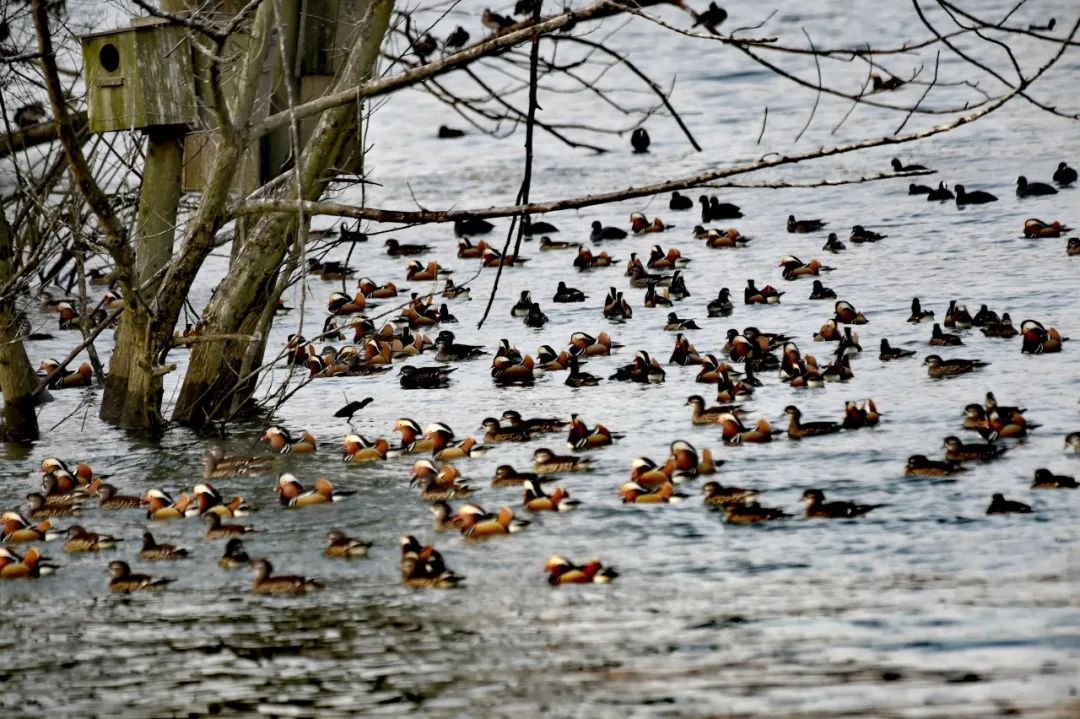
(2, 0, 1080, 716)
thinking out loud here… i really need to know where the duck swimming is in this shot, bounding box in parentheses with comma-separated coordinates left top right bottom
(1015, 175, 1057, 197)
(1052, 161, 1076, 186)
(786, 215, 826, 233)
(954, 184, 997, 205)
(926, 182, 954, 201)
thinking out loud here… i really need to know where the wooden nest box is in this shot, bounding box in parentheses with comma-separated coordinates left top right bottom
(80, 18, 198, 133)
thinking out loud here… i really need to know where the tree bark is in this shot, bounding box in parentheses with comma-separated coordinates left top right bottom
(172, 0, 393, 428)
(100, 129, 184, 433)
(0, 205, 41, 442)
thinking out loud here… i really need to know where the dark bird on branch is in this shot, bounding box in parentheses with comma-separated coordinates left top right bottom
(445, 25, 470, 50)
(871, 73, 903, 91)
(514, 0, 539, 15)
(1028, 18, 1055, 32)
(630, 128, 650, 153)
(334, 397, 373, 421)
(692, 2, 727, 30)
(482, 8, 516, 31)
(413, 33, 437, 59)
(14, 102, 47, 128)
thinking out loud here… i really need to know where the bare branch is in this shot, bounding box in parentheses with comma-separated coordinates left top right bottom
(793, 28, 821, 143)
(233, 61, 1047, 226)
(31, 0, 135, 297)
(246, 0, 678, 143)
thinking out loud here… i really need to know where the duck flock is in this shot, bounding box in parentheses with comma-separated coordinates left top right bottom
(3, 155, 1077, 598)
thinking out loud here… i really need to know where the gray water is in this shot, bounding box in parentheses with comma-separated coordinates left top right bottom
(2, 0, 1080, 716)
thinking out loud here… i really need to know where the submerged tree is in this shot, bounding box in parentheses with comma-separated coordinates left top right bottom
(2, 0, 1076, 437)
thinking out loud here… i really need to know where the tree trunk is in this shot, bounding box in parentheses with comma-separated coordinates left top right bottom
(173, 0, 393, 428)
(100, 129, 183, 434)
(0, 204, 40, 442)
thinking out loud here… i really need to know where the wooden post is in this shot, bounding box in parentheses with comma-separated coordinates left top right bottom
(136, 128, 184, 280)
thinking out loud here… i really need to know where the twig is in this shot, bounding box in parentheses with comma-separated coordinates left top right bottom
(478, 0, 543, 329)
(794, 28, 821, 143)
(550, 35, 702, 151)
(911, 0, 1080, 120)
(895, 50, 940, 135)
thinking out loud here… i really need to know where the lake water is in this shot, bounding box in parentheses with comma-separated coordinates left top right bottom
(2, 0, 1079, 716)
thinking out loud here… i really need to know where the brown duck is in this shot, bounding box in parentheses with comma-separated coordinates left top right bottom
(107, 560, 174, 593)
(250, 558, 323, 594)
(140, 532, 190, 560)
(325, 530, 372, 558)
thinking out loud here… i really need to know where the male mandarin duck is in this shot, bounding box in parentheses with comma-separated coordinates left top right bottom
(452, 504, 529, 538)
(1, 512, 61, 543)
(545, 556, 617, 585)
(0, 547, 55, 578)
(260, 426, 317, 454)
(566, 414, 623, 450)
(140, 489, 195, 520)
(193, 483, 250, 517)
(38, 358, 92, 389)
(400, 535, 464, 588)
(522, 479, 581, 512)
(342, 435, 390, 463)
(275, 474, 353, 507)
(618, 481, 686, 504)
(718, 414, 776, 444)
